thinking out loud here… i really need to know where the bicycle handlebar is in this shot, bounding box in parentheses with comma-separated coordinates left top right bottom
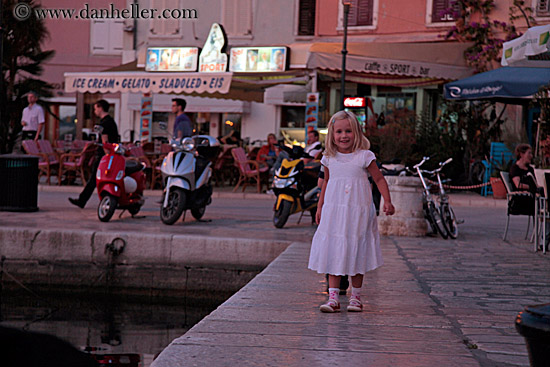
(413, 156, 430, 169)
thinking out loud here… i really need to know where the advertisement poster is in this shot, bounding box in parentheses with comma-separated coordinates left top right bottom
(229, 47, 288, 72)
(139, 94, 153, 142)
(199, 23, 228, 72)
(305, 93, 319, 144)
(146, 47, 199, 72)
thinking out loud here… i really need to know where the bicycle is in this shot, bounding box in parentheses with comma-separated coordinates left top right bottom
(413, 157, 459, 239)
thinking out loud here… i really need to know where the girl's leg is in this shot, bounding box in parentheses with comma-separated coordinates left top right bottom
(328, 275, 341, 289)
(351, 274, 363, 288)
(348, 274, 364, 312)
(320, 275, 342, 313)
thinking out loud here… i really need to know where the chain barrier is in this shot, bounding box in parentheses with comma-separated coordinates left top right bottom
(426, 179, 491, 190)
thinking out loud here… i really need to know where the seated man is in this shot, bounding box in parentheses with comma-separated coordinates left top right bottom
(257, 133, 279, 169)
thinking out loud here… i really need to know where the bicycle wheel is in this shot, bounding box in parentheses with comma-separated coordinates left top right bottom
(428, 202, 448, 239)
(440, 203, 459, 239)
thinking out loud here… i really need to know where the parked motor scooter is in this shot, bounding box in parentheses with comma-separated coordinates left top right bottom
(96, 142, 146, 222)
(159, 135, 220, 225)
(272, 145, 321, 228)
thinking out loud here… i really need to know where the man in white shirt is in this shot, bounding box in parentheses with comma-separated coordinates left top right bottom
(305, 129, 322, 160)
(21, 91, 45, 141)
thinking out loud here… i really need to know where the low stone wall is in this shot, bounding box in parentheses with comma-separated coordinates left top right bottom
(377, 176, 427, 237)
(0, 227, 289, 294)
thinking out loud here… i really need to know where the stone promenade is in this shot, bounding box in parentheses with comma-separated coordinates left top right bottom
(1, 186, 548, 366)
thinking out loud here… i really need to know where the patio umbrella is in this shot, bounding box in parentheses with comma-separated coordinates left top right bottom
(501, 24, 550, 66)
(444, 66, 550, 102)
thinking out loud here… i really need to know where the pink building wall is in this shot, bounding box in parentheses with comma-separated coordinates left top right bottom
(316, 0, 531, 42)
(40, 0, 125, 92)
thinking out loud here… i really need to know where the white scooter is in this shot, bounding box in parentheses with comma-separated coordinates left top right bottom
(159, 135, 220, 225)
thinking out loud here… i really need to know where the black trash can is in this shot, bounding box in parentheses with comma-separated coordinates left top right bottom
(0, 154, 39, 212)
(515, 303, 550, 367)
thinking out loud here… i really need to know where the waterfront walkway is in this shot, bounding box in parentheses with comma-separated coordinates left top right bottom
(1, 186, 548, 366)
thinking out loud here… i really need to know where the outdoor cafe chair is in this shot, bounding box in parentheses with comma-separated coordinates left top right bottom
(57, 142, 97, 186)
(231, 147, 269, 193)
(501, 171, 535, 241)
(22, 140, 56, 185)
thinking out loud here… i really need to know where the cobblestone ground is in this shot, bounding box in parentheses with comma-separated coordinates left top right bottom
(384, 206, 549, 367)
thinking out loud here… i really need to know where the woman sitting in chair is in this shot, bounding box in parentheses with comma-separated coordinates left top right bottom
(510, 144, 542, 194)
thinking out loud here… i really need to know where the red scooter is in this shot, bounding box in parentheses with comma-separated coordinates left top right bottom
(96, 143, 146, 222)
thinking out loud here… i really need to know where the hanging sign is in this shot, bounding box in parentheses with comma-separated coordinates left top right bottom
(305, 93, 319, 144)
(146, 47, 199, 72)
(139, 94, 153, 142)
(229, 47, 288, 72)
(344, 97, 366, 108)
(199, 23, 228, 72)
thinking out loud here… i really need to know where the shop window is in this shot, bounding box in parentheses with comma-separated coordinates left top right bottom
(90, 19, 123, 55)
(222, 0, 253, 37)
(152, 112, 169, 139)
(535, 0, 550, 17)
(297, 0, 316, 36)
(220, 113, 242, 143)
(58, 105, 77, 141)
(281, 106, 305, 128)
(427, 0, 460, 24)
(150, 0, 181, 37)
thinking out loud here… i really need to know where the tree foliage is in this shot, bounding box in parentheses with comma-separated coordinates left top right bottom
(444, 0, 534, 72)
(1, 0, 54, 153)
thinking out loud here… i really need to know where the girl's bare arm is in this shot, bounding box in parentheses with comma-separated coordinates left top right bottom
(316, 167, 329, 224)
(367, 162, 395, 215)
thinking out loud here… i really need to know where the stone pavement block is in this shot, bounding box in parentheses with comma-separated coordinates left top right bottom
(154, 344, 480, 367)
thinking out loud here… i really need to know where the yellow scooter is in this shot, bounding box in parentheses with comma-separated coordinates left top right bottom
(272, 146, 320, 228)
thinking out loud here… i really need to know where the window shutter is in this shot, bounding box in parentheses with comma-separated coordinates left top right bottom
(298, 0, 316, 35)
(110, 20, 124, 53)
(347, 0, 373, 27)
(432, 0, 457, 22)
(537, 0, 550, 16)
(150, 0, 180, 35)
(223, 0, 252, 36)
(91, 20, 109, 53)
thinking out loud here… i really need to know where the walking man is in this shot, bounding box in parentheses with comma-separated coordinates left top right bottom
(68, 100, 119, 209)
(21, 91, 45, 141)
(172, 98, 193, 139)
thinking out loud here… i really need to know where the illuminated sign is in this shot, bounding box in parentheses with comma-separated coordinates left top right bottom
(199, 23, 228, 72)
(146, 47, 199, 72)
(229, 47, 288, 72)
(344, 97, 366, 108)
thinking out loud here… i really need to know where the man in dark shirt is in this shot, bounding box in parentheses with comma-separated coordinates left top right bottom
(172, 98, 193, 139)
(68, 99, 119, 208)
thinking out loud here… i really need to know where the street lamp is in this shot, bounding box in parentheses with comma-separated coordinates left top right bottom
(340, 1, 351, 110)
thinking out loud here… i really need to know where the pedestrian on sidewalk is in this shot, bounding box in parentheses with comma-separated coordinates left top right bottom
(308, 110, 395, 313)
(68, 100, 119, 209)
(20, 91, 45, 141)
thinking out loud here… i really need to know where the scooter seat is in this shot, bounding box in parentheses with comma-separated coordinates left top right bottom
(125, 160, 144, 175)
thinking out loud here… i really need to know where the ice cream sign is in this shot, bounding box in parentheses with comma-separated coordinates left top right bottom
(199, 23, 228, 72)
(146, 47, 199, 72)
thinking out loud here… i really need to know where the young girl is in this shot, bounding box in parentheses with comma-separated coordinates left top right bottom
(308, 110, 395, 313)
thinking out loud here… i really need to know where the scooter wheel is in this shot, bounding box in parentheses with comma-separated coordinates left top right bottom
(160, 188, 186, 225)
(129, 205, 141, 216)
(191, 206, 206, 220)
(98, 195, 118, 222)
(273, 200, 292, 228)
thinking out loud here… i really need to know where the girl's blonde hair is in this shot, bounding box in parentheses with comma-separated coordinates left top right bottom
(324, 110, 370, 157)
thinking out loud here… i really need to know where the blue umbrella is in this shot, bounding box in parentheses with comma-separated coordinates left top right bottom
(444, 67, 550, 102)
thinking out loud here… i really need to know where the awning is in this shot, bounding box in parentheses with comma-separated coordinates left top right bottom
(65, 71, 232, 94)
(501, 25, 550, 66)
(64, 64, 310, 103)
(444, 66, 550, 102)
(307, 42, 473, 80)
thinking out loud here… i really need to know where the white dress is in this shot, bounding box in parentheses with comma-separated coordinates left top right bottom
(308, 150, 383, 276)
